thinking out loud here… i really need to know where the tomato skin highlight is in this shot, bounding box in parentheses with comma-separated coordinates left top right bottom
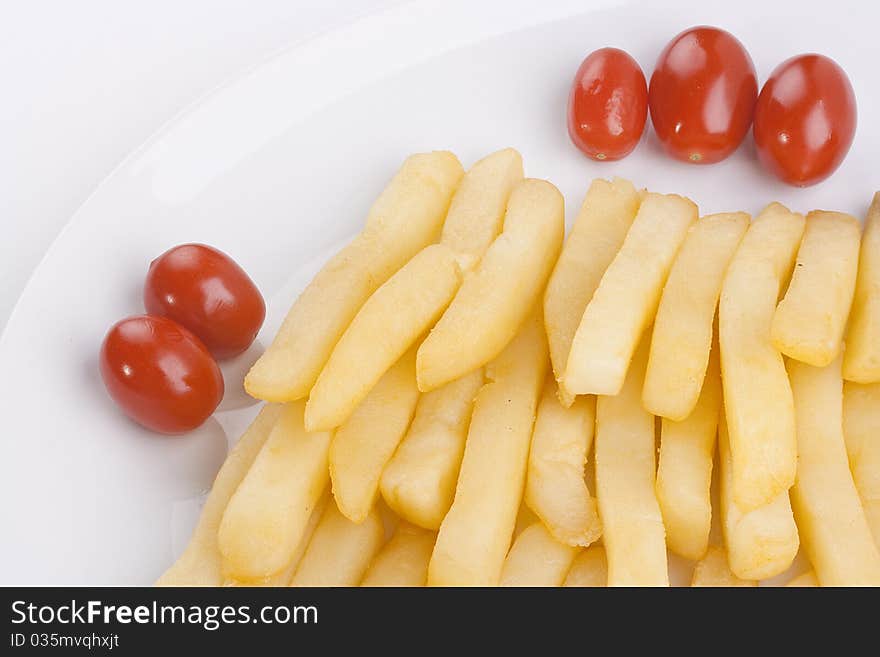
(649, 26, 757, 164)
(99, 315, 224, 435)
(144, 244, 265, 360)
(753, 54, 857, 187)
(567, 47, 648, 161)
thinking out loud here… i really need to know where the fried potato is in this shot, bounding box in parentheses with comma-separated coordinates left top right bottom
(361, 523, 436, 587)
(217, 401, 331, 580)
(772, 211, 860, 367)
(290, 503, 384, 587)
(417, 179, 563, 392)
(563, 545, 607, 587)
(565, 192, 698, 397)
(499, 522, 580, 586)
(691, 546, 757, 587)
(330, 346, 420, 523)
(785, 570, 819, 587)
(440, 148, 524, 272)
(525, 380, 600, 547)
(643, 212, 748, 420)
(718, 415, 799, 580)
(427, 310, 548, 586)
(156, 404, 282, 586)
(595, 336, 669, 586)
(719, 203, 805, 511)
(543, 178, 641, 405)
(305, 244, 460, 431)
(656, 340, 721, 561)
(380, 370, 483, 530)
(245, 151, 463, 402)
(843, 381, 880, 545)
(788, 356, 880, 586)
(844, 193, 880, 382)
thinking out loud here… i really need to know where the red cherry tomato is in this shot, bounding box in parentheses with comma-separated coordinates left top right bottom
(144, 244, 265, 360)
(649, 26, 757, 163)
(753, 54, 857, 187)
(100, 315, 224, 434)
(567, 47, 648, 161)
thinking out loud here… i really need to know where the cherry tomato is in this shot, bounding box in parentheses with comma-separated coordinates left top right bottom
(753, 54, 856, 187)
(100, 315, 224, 434)
(144, 244, 265, 360)
(649, 26, 757, 163)
(567, 47, 648, 161)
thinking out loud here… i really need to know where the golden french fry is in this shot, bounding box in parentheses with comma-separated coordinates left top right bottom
(844, 193, 880, 382)
(843, 381, 880, 546)
(788, 356, 880, 586)
(720, 202, 805, 511)
(525, 379, 600, 547)
(543, 178, 641, 405)
(655, 340, 721, 561)
(785, 570, 819, 587)
(217, 401, 331, 580)
(718, 416, 799, 580)
(563, 545, 607, 587)
(565, 192, 698, 396)
(330, 347, 420, 523)
(417, 179, 563, 392)
(427, 311, 548, 586)
(440, 148, 524, 272)
(499, 522, 580, 587)
(305, 245, 459, 431)
(691, 545, 757, 587)
(643, 212, 748, 420)
(595, 337, 669, 586)
(290, 503, 385, 587)
(380, 369, 483, 530)
(772, 211, 861, 367)
(156, 404, 282, 586)
(361, 523, 436, 587)
(245, 151, 463, 402)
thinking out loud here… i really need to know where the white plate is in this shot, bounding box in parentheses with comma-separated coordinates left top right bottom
(1, 0, 875, 585)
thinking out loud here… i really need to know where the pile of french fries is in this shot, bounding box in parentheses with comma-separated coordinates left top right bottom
(158, 149, 880, 587)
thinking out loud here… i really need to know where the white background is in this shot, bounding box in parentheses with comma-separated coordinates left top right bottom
(0, 0, 394, 330)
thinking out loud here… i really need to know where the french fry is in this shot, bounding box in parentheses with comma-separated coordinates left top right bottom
(655, 339, 721, 561)
(245, 151, 463, 402)
(772, 211, 861, 367)
(305, 244, 460, 431)
(643, 212, 748, 420)
(380, 369, 483, 530)
(361, 523, 436, 587)
(329, 346, 420, 523)
(785, 570, 819, 587)
(563, 546, 607, 587)
(499, 522, 580, 586)
(543, 178, 641, 405)
(843, 381, 880, 545)
(788, 356, 880, 586)
(290, 503, 385, 587)
(440, 148, 524, 272)
(225, 493, 328, 587)
(217, 401, 331, 580)
(595, 336, 669, 586)
(525, 379, 601, 547)
(427, 310, 548, 586)
(844, 193, 880, 382)
(417, 179, 563, 392)
(719, 203, 805, 510)
(565, 192, 698, 396)
(156, 404, 282, 586)
(691, 545, 757, 587)
(718, 416, 799, 580)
